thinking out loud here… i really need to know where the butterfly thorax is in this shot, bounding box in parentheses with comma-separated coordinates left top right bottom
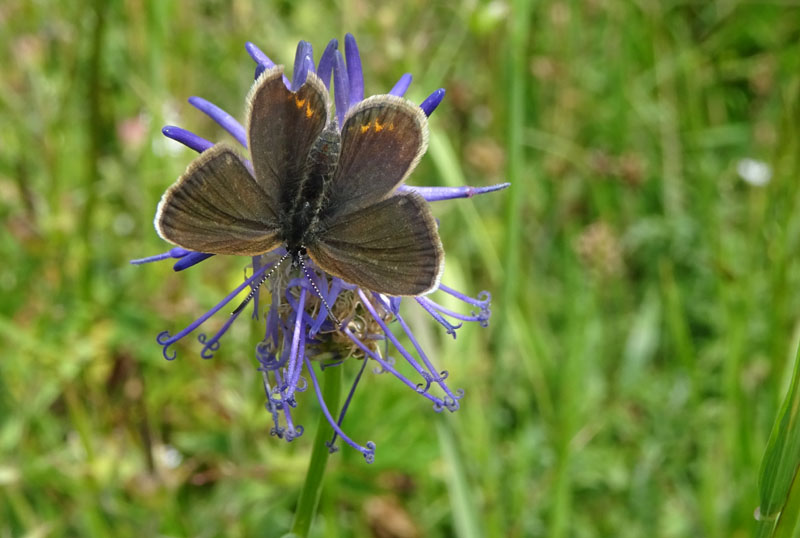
(281, 124, 340, 252)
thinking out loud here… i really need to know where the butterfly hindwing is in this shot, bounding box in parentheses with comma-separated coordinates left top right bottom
(309, 192, 443, 296)
(155, 144, 282, 256)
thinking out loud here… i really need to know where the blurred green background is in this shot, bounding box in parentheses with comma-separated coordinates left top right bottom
(2, 0, 800, 536)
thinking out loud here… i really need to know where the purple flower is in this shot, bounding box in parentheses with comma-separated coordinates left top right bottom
(132, 34, 508, 463)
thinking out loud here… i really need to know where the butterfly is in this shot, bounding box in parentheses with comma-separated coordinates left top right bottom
(154, 66, 444, 296)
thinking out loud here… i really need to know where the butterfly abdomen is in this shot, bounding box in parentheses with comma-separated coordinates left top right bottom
(282, 124, 341, 251)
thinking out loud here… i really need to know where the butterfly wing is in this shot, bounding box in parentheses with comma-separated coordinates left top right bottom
(321, 95, 428, 221)
(308, 192, 443, 296)
(247, 66, 330, 214)
(155, 144, 282, 256)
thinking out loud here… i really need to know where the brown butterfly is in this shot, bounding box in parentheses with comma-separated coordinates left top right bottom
(155, 66, 443, 296)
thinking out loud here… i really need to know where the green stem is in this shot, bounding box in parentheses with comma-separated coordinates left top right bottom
(289, 363, 343, 537)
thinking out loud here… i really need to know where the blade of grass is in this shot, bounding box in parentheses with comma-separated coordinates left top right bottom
(756, 337, 800, 537)
(501, 0, 531, 316)
(437, 417, 482, 538)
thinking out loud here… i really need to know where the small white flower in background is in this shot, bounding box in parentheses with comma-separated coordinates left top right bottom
(737, 158, 772, 187)
(158, 444, 183, 469)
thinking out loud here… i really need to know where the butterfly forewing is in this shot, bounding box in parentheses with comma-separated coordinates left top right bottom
(246, 66, 330, 215)
(155, 144, 282, 256)
(309, 192, 443, 296)
(321, 95, 428, 221)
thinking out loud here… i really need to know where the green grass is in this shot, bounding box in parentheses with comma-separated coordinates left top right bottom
(2, 1, 800, 536)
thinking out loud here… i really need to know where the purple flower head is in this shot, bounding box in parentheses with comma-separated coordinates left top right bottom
(132, 35, 508, 463)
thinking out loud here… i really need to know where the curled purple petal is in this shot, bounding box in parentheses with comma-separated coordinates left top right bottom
(317, 39, 338, 90)
(155, 262, 272, 360)
(344, 33, 364, 107)
(389, 73, 413, 97)
(162, 126, 213, 153)
(292, 40, 313, 90)
(196, 289, 256, 359)
(398, 182, 510, 202)
(173, 252, 215, 271)
(420, 88, 446, 117)
(284, 423, 304, 442)
(130, 247, 191, 265)
(357, 290, 449, 397)
(388, 296, 402, 314)
(282, 287, 308, 402)
(342, 323, 445, 409)
(329, 356, 369, 451)
(304, 55, 315, 79)
(415, 296, 462, 337)
(439, 285, 491, 308)
(417, 288, 490, 329)
(130, 252, 172, 265)
(261, 372, 283, 431)
(245, 41, 276, 69)
(170, 247, 192, 258)
(373, 294, 462, 403)
(249, 255, 263, 319)
(188, 97, 247, 148)
(333, 50, 350, 127)
(306, 272, 344, 336)
(304, 355, 376, 463)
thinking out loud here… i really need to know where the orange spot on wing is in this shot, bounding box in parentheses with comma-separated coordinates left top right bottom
(294, 96, 306, 108)
(360, 123, 370, 133)
(305, 103, 313, 118)
(374, 120, 384, 132)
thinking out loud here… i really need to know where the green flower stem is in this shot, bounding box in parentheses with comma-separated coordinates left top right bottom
(289, 362, 343, 537)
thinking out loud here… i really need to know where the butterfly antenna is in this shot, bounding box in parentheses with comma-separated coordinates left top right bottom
(231, 252, 291, 316)
(298, 252, 342, 329)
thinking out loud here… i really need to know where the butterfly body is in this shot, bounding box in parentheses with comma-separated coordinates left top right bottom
(281, 124, 341, 253)
(155, 66, 444, 297)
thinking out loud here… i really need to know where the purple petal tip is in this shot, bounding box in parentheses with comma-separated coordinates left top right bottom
(173, 252, 215, 271)
(162, 125, 214, 153)
(389, 73, 413, 97)
(317, 39, 339, 90)
(245, 41, 275, 69)
(344, 33, 364, 107)
(420, 89, 446, 117)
